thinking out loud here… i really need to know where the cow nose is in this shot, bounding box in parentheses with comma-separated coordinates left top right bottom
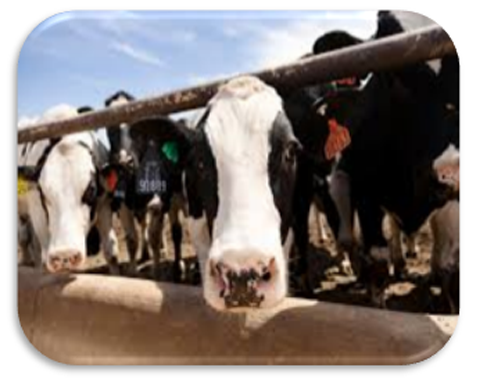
(47, 250, 84, 273)
(210, 256, 275, 309)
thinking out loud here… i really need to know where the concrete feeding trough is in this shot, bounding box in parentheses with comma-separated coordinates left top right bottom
(17, 267, 456, 365)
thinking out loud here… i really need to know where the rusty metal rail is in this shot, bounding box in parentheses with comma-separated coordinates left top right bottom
(18, 25, 456, 144)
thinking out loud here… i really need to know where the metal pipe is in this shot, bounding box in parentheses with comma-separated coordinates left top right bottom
(18, 25, 455, 144)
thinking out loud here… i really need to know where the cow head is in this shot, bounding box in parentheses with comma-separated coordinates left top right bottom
(105, 90, 137, 167)
(134, 76, 301, 311)
(18, 132, 103, 273)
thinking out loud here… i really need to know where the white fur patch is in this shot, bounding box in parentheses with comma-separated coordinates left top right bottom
(433, 144, 460, 190)
(205, 76, 283, 258)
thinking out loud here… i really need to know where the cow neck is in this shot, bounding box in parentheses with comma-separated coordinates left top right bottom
(34, 137, 61, 176)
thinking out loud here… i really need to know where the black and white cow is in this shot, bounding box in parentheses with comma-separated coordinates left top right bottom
(130, 76, 299, 311)
(17, 105, 120, 274)
(320, 11, 459, 307)
(281, 47, 367, 293)
(282, 11, 459, 308)
(103, 91, 186, 281)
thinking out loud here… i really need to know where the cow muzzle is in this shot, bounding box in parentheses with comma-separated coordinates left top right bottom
(46, 250, 84, 273)
(207, 253, 282, 310)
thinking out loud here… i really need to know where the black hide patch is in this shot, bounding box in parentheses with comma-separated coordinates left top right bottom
(267, 112, 301, 242)
(86, 225, 100, 256)
(182, 110, 218, 236)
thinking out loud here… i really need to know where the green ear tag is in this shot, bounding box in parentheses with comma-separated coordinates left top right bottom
(161, 141, 179, 164)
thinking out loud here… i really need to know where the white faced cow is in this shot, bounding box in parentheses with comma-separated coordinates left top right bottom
(17, 105, 120, 274)
(132, 76, 300, 311)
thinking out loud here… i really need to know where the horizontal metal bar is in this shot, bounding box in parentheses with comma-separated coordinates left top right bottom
(18, 25, 455, 144)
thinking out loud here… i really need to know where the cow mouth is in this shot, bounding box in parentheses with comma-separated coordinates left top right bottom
(211, 262, 272, 309)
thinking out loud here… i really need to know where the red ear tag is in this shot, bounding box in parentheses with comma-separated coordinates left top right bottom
(106, 170, 118, 192)
(325, 118, 351, 161)
(335, 77, 357, 86)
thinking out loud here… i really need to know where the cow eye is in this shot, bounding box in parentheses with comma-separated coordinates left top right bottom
(284, 140, 301, 164)
(81, 179, 98, 206)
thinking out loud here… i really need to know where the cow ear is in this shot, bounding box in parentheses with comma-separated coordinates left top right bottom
(130, 117, 196, 166)
(17, 166, 38, 196)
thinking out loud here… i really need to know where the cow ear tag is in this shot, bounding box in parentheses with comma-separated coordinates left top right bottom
(137, 145, 166, 195)
(161, 141, 179, 164)
(324, 118, 351, 160)
(17, 176, 29, 196)
(106, 170, 118, 192)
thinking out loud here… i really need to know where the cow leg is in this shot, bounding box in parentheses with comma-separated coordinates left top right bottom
(404, 233, 418, 259)
(137, 212, 150, 263)
(356, 198, 389, 308)
(96, 198, 120, 275)
(119, 204, 138, 276)
(147, 204, 164, 280)
(312, 201, 328, 244)
(387, 214, 407, 280)
(169, 193, 185, 283)
(18, 215, 42, 269)
(292, 166, 314, 296)
(430, 201, 459, 314)
(316, 181, 354, 276)
(329, 170, 358, 277)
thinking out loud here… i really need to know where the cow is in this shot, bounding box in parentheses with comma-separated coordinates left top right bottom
(281, 10, 459, 307)
(129, 76, 300, 312)
(103, 91, 186, 281)
(323, 11, 459, 306)
(281, 50, 366, 294)
(17, 105, 120, 274)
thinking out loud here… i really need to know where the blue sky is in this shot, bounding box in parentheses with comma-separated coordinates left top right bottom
(18, 10, 377, 125)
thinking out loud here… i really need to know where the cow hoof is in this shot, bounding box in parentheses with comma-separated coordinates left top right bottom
(172, 263, 184, 283)
(139, 249, 150, 263)
(393, 259, 407, 281)
(290, 273, 314, 298)
(127, 263, 137, 277)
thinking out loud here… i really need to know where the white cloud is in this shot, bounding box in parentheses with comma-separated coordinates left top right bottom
(187, 71, 241, 86)
(247, 13, 377, 69)
(17, 104, 77, 130)
(18, 116, 39, 130)
(110, 41, 165, 68)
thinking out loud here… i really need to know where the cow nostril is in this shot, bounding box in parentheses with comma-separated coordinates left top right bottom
(261, 271, 272, 282)
(70, 253, 82, 266)
(49, 256, 61, 271)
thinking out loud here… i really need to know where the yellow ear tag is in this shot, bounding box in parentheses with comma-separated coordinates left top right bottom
(17, 177, 29, 196)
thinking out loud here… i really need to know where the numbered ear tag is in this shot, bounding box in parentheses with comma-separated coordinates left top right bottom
(136, 145, 167, 195)
(324, 118, 351, 160)
(17, 177, 29, 196)
(436, 164, 459, 191)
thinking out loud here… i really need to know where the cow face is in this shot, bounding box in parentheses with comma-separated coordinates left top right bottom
(18, 135, 100, 273)
(139, 77, 300, 312)
(105, 91, 136, 167)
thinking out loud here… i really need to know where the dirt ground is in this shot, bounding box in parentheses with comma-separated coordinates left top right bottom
(78, 208, 450, 315)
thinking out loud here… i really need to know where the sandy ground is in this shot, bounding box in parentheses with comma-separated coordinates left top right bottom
(71, 207, 450, 315)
